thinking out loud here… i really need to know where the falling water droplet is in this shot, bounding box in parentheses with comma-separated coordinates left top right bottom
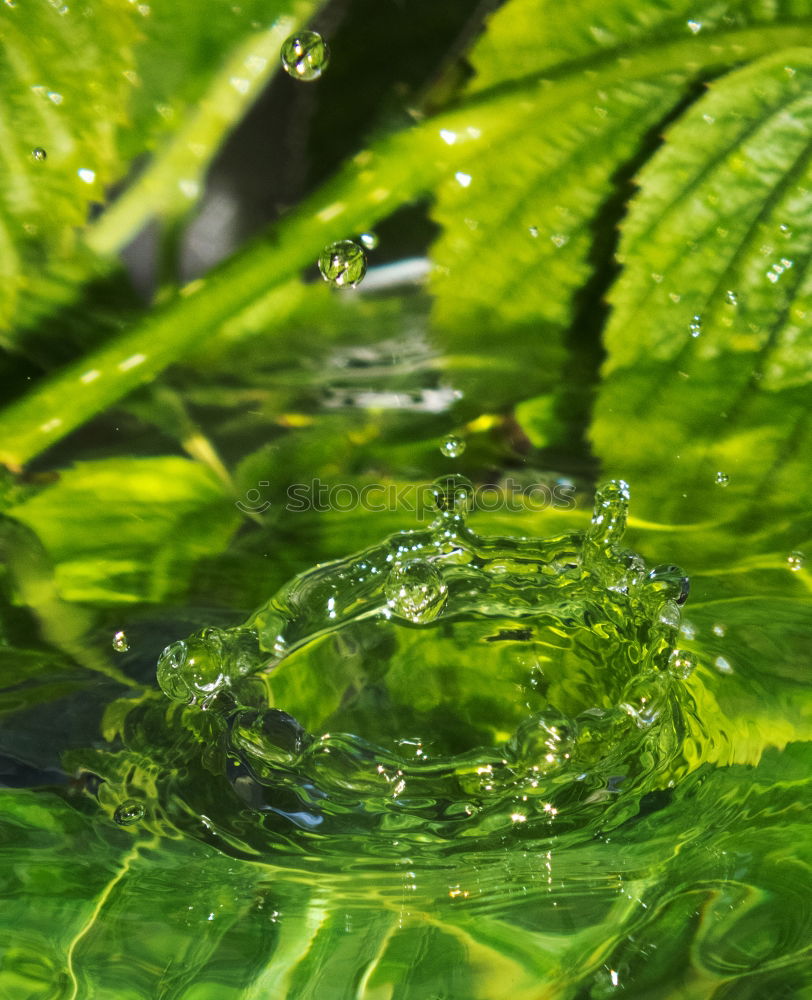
(689, 314, 702, 338)
(585, 480, 630, 550)
(431, 474, 474, 518)
(668, 649, 696, 679)
(112, 630, 130, 652)
(114, 799, 145, 825)
(385, 560, 447, 623)
(787, 550, 806, 572)
(645, 565, 690, 606)
(359, 232, 378, 250)
(31, 147, 47, 161)
(440, 435, 465, 458)
(318, 240, 367, 288)
(281, 30, 329, 81)
(714, 471, 729, 487)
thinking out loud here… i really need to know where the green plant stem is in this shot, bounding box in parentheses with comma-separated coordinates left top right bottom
(0, 23, 806, 470)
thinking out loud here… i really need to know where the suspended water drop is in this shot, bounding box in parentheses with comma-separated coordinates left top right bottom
(714, 471, 729, 487)
(668, 649, 696, 679)
(112, 630, 130, 652)
(585, 480, 630, 550)
(31, 147, 47, 161)
(440, 435, 465, 458)
(385, 560, 447, 623)
(645, 564, 690, 606)
(318, 240, 367, 288)
(431, 473, 474, 518)
(114, 799, 145, 825)
(359, 232, 378, 250)
(689, 314, 702, 338)
(280, 30, 329, 81)
(787, 550, 806, 572)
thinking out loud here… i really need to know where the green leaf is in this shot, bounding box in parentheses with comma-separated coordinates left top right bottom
(592, 50, 812, 537)
(429, 0, 812, 418)
(0, 0, 321, 347)
(6, 457, 240, 604)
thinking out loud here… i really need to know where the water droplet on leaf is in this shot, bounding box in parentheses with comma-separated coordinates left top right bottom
(281, 30, 329, 81)
(787, 550, 806, 572)
(724, 290, 738, 306)
(689, 314, 702, 338)
(318, 240, 367, 288)
(31, 147, 47, 161)
(385, 560, 447, 623)
(112, 630, 129, 652)
(440, 435, 465, 458)
(114, 799, 145, 825)
(714, 471, 729, 486)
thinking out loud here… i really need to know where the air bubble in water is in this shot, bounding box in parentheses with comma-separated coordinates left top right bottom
(645, 564, 690, 605)
(385, 560, 447, 623)
(359, 232, 378, 250)
(431, 474, 474, 518)
(440, 435, 465, 458)
(112, 630, 130, 652)
(114, 799, 145, 825)
(714, 471, 729, 486)
(281, 31, 329, 81)
(318, 240, 367, 288)
(787, 550, 806, 572)
(32, 147, 47, 161)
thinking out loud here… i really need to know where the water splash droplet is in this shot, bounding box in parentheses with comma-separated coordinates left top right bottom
(431, 474, 474, 518)
(112, 630, 130, 653)
(689, 314, 702, 338)
(359, 232, 378, 250)
(114, 799, 145, 825)
(31, 147, 47, 162)
(645, 565, 690, 606)
(318, 240, 367, 288)
(585, 480, 629, 550)
(281, 30, 329, 81)
(714, 471, 729, 487)
(385, 560, 447, 623)
(440, 435, 465, 458)
(620, 676, 663, 727)
(787, 550, 806, 572)
(668, 649, 696, 679)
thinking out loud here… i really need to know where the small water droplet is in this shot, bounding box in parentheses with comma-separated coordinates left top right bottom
(440, 435, 465, 458)
(385, 560, 447, 623)
(645, 565, 690, 606)
(112, 630, 130, 652)
(528, 226, 539, 238)
(724, 290, 738, 306)
(714, 471, 729, 486)
(689, 314, 702, 338)
(281, 30, 329, 81)
(31, 147, 47, 161)
(668, 649, 696, 679)
(711, 622, 726, 637)
(687, 19, 702, 33)
(779, 223, 792, 237)
(713, 655, 733, 675)
(787, 550, 806, 572)
(431, 474, 474, 518)
(359, 232, 378, 250)
(114, 799, 145, 825)
(318, 240, 367, 288)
